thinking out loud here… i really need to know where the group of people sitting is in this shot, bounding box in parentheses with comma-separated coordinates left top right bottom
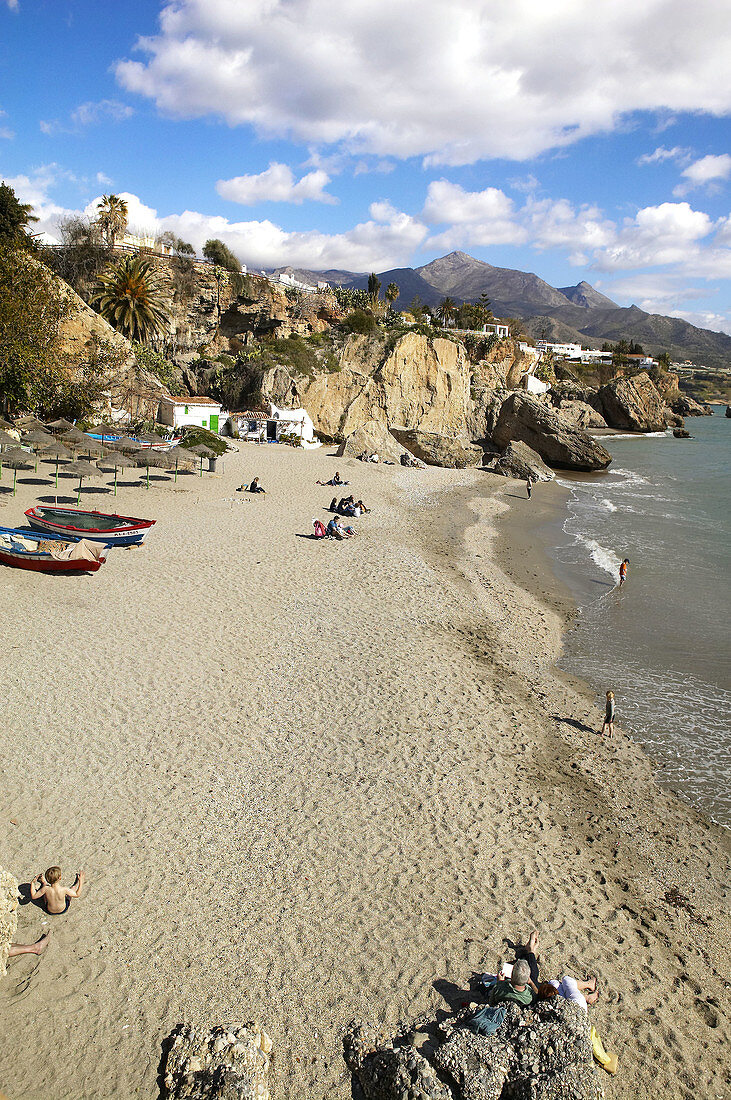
(469, 929, 617, 1073)
(357, 451, 379, 463)
(330, 495, 370, 517)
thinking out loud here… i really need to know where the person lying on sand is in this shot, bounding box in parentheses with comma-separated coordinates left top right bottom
(8, 932, 50, 959)
(30, 867, 85, 914)
(548, 974, 599, 1011)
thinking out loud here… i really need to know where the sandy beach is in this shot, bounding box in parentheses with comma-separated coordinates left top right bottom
(0, 445, 729, 1100)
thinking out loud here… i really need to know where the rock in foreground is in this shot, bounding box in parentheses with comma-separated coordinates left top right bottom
(492, 394, 611, 471)
(163, 1023, 272, 1100)
(390, 427, 484, 468)
(492, 441, 554, 482)
(345, 999, 604, 1100)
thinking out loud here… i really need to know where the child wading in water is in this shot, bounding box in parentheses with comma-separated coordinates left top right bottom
(30, 866, 85, 914)
(601, 691, 615, 736)
(618, 558, 629, 587)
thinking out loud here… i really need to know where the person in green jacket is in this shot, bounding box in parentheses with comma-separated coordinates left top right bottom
(487, 958, 535, 1007)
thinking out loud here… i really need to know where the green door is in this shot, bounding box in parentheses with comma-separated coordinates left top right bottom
(210, 414, 219, 433)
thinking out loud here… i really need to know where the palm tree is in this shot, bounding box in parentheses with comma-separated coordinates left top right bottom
(367, 272, 381, 308)
(92, 254, 170, 344)
(436, 297, 457, 327)
(385, 282, 400, 312)
(96, 194, 129, 248)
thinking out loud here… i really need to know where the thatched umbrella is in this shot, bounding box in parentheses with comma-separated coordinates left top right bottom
(114, 435, 143, 453)
(14, 415, 46, 432)
(76, 437, 109, 461)
(21, 429, 55, 472)
(167, 446, 198, 482)
(61, 427, 91, 448)
(46, 418, 75, 434)
(0, 429, 18, 449)
(136, 431, 164, 444)
(96, 450, 138, 496)
(188, 443, 215, 477)
(0, 417, 15, 431)
(39, 441, 73, 489)
(136, 449, 174, 489)
(59, 458, 103, 505)
(92, 421, 123, 444)
(1, 448, 34, 495)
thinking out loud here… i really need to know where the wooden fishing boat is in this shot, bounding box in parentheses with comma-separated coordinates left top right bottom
(0, 527, 107, 573)
(25, 506, 155, 546)
(85, 432, 182, 450)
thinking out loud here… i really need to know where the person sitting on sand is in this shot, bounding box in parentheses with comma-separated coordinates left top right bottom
(8, 932, 51, 960)
(30, 867, 85, 915)
(601, 690, 615, 737)
(354, 500, 370, 514)
(317, 472, 347, 487)
(486, 958, 535, 1006)
(248, 477, 266, 493)
(326, 517, 344, 540)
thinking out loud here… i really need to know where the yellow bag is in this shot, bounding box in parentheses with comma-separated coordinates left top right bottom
(590, 1024, 618, 1075)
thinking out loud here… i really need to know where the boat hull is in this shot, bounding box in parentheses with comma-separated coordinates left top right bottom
(25, 507, 155, 546)
(0, 548, 105, 572)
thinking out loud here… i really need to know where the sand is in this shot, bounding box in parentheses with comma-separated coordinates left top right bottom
(0, 445, 728, 1100)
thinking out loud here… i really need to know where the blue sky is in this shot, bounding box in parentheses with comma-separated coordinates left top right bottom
(2, 0, 731, 334)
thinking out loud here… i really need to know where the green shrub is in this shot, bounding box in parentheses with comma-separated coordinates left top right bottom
(342, 309, 377, 335)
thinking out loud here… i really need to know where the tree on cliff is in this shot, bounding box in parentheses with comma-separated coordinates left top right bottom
(435, 297, 457, 327)
(96, 194, 129, 248)
(0, 182, 38, 248)
(385, 282, 400, 311)
(92, 254, 171, 344)
(203, 238, 242, 273)
(367, 272, 381, 308)
(43, 215, 112, 296)
(0, 247, 73, 417)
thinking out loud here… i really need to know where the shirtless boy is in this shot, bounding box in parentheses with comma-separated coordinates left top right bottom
(30, 866, 85, 914)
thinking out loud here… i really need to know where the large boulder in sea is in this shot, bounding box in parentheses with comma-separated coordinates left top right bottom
(492, 441, 554, 482)
(672, 394, 713, 417)
(390, 427, 484, 468)
(162, 1023, 272, 1099)
(591, 372, 666, 432)
(344, 999, 604, 1100)
(491, 393, 611, 471)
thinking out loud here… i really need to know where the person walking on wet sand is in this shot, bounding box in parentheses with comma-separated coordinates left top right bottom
(601, 691, 615, 737)
(618, 558, 629, 587)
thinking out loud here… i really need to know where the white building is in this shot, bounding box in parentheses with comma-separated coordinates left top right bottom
(536, 341, 583, 359)
(580, 350, 614, 365)
(158, 395, 224, 433)
(227, 404, 320, 448)
(483, 322, 510, 338)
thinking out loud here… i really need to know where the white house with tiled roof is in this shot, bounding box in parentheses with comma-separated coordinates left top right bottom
(158, 395, 224, 433)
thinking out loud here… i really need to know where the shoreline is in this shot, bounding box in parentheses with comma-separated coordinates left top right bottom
(0, 450, 729, 1099)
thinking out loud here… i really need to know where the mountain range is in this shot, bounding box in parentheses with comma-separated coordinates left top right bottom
(270, 251, 731, 370)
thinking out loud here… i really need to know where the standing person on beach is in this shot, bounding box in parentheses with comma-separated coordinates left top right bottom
(526, 476, 533, 499)
(601, 691, 615, 737)
(618, 558, 629, 587)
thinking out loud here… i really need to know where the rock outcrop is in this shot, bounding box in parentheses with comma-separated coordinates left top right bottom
(337, 420, 406, 463)
(390, 427, 484, 468)
(673, 428, 691, 438)
(671, 394, 713, 417)
(726, 405, 731, 418)
(591, 372, 666, 432)
(344, 999, 604, 1100)
(0, 868, 19, 977)
(492, 441, 554, 482)
(492, 394, 612, 471)
(162, 1023, 272, 1100)
(552, 399, 607, 430)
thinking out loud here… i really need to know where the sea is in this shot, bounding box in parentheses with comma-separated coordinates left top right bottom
(547, 407, 731, 828)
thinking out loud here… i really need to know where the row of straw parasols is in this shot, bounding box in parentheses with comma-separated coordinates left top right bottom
(0, 419, 217, 501)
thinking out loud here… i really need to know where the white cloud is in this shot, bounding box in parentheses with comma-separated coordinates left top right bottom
(637, 145, 689, 166)
(41, 99, 134, 136)
(594, 202, 715, 270)
(116, 0, 731, 165)
(673, 152, 731, 195)
(216, 163, 336, 205)
(0, 108, 13, 140)
(96, 171, 113, 186)
(1, 165, 76, 240)
(3, 0, 19, 10)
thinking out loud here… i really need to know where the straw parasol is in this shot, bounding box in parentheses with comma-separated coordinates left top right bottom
(0, 417, 15, 431)
(1, 448, 34, 495)
(39, 441, 73, 489)
(46, 418, 75, 434)
(0, 429, 18, 449)
(167, 446, 198, 482)
(14, 415, 46, 432)
(21, 429, 55, 471)
(61, 427, 92, 448)
(59, 458, 103, 505)
(136, 449, 174, 489)
(76, 437, 109, 461)
(92, 421, 123, 444)
(114, 435, 143, 453)
(96, 450, 139, 496)
(136, 431, 164, 443)
(188, 443, 215, 476)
